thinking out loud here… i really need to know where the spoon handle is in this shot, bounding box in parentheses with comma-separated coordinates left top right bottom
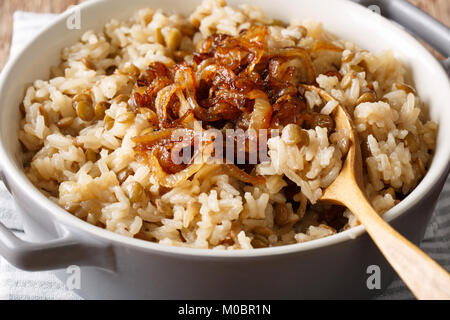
(342, 185, 450, 300)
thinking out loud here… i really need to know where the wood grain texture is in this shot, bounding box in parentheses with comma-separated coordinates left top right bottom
(409, 0, 450, 26)
(0, 0, 85, 71)
(0, 0, 449, 70)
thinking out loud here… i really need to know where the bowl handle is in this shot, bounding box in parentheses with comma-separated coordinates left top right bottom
(0, 166, 116, 272)
(353, 0, 450, 72)
(0, 220, 115, 272)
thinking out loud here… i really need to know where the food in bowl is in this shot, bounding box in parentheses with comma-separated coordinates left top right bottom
(18, 0, 437, 249)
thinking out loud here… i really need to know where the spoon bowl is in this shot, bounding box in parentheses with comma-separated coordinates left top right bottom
(302, 84, 450, 300)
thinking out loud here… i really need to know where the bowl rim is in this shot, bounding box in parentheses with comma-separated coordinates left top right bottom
(0, 0, 449, 259)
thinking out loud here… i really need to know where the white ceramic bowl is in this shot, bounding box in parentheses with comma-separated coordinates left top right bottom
(0, 0, 449, 299)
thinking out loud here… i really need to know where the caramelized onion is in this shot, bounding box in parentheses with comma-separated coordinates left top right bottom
(221, 164, 266, 185)
(270, 95, 307, 128)
(148, 153, 204, 188)
(269, 47, 316, 84)
(310, 41, 344, 53)
(140, 135, 214, 188)
(133, 128, 193, 150)
(154, 84, 181, 127)
(247, 90, 272, 130)
(130, 26, 335, 186)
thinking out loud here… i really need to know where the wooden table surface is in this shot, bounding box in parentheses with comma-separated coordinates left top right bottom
(0, 0, 449, 71)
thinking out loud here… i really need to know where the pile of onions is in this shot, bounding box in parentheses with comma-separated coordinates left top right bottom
(131, 25, 337, 187)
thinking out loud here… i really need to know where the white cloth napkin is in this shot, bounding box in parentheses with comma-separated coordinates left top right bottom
(0, 10, 449, 300)
(0, 11, 80, 300)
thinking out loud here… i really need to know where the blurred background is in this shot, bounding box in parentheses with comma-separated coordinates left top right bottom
(0, 0, 449, 71)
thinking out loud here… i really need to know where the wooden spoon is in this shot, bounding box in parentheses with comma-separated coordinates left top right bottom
(303, 85, 450, 300)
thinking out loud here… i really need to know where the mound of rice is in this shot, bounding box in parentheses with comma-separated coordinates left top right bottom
(19, 0, 437, 249)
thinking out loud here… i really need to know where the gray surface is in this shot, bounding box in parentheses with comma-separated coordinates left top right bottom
(378, 177, 450, 299)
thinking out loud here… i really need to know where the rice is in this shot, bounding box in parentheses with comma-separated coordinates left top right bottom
(19, 0, 437, 249)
